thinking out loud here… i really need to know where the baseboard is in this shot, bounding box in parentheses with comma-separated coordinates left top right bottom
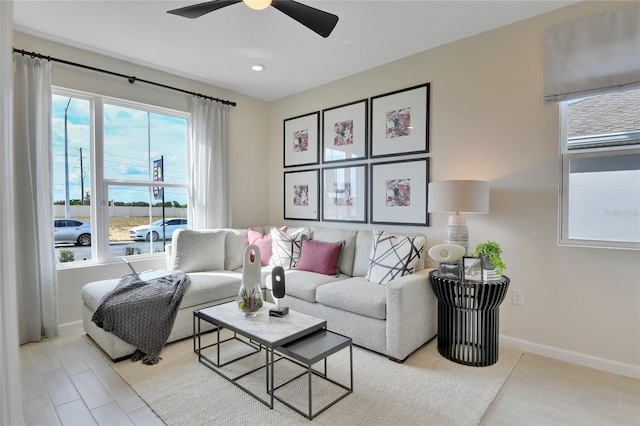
(500, 335, 640, 379)
(59, 320, 83, 334)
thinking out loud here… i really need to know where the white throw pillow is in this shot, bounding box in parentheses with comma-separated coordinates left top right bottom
(269, 227, 311, 270)
(366, 228, 425, 285)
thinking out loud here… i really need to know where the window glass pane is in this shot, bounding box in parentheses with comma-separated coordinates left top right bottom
(103, 104, 188, 183)
(567, 88, 640, 149)
(108, 185, 188, 256)
(53, 94, 92, 263)
(567, 154, 640, 243)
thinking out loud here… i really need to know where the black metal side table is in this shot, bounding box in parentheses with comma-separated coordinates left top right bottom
(429, 271, 510, 366)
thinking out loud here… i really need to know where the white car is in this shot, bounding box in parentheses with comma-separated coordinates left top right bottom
(129, 218, 188, 242)
(54, 219, 92, 246)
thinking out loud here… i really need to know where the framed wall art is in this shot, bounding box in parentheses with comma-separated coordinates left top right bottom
(322, 164, 367, 223)
(322, 99, 368, 164)
(370, 83, 430, 158)
(283, 169, 320, 221)
(370, 158, 429, 226)
(283, 111, 320, 168)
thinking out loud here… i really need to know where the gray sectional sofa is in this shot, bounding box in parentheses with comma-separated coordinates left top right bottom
(82, 225, 437, 362)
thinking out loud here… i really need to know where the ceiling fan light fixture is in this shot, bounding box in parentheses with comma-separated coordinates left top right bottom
(251, 63, 265, 71)
(244, 0, 272, 10)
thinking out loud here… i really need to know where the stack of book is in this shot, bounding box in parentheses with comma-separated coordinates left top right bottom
(483, 270, 502, 282)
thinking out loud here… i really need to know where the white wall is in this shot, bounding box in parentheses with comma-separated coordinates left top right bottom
(14, 32, 271, 326)
(267, 1, 640, 374)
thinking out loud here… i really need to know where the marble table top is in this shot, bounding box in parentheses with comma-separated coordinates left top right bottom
(196, 302, 326, 347)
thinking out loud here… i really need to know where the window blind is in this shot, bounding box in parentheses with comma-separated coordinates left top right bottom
(544, 3, 640, 104)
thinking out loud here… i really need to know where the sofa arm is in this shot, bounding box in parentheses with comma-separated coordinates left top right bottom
(165, 244, 173, 269)
(385, 269, 437, 361)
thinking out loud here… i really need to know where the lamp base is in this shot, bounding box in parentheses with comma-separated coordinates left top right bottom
(269, 306, 289, 317)
(444, 214, 469, 255)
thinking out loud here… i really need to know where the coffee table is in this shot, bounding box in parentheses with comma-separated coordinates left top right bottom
(193, 301, 334, 410)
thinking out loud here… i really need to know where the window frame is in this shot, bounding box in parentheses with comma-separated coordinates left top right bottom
(558, 101, 640, 250)
(53, 87, 191, 267)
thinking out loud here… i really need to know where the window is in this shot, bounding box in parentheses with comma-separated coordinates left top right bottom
(559, 88, 640, 249)
(53, 90, 190, 265)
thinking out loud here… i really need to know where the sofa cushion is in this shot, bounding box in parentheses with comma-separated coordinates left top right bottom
(180, 272, 242, 308)
(316, 277, 387, 320)
(171, 229, 226, 273)
(225, 229, 248, 270)
(269, 227, 311, 269)
(366, 228, 425, 285)
(296, 236, 344, 277)
(311, 227, 358, 276)
(353, 230, 373, 277)
(248, 226, 287, 266)
(267, 270, 346, 302)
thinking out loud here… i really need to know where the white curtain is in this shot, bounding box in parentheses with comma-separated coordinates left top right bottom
(189, 96, 231, 229)
(13, 53, 59, 344)
(1, 2, 25, 424)
(544, 3, 640, 103)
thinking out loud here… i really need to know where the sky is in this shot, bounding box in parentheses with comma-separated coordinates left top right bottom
(52, 94, 189, 205)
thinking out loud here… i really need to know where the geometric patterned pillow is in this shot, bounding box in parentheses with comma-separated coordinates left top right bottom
(269, 227, 311, 270)
(366, 228, 425, 285)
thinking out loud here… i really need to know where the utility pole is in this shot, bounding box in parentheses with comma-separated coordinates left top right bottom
(64, 97, 71, 218)
(79, 147, 84, 205)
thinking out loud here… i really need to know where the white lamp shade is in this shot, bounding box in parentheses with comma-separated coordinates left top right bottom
(428, 180, 489, 214)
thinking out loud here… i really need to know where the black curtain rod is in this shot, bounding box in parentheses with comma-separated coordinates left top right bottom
(13, 48, 237, 107)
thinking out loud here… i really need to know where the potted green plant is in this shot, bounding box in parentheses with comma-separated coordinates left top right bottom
(473, 241, 506, 274)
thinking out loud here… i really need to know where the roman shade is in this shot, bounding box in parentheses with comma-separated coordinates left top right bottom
(543, 3, 640, 104)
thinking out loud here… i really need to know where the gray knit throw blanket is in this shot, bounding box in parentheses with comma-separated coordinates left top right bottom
(92, 272, 191, 365)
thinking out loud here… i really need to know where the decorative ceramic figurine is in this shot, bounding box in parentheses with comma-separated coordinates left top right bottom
(237, 244, 263, 317)
(428, 244, 465, 263)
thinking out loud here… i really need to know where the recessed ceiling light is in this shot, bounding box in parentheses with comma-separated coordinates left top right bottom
(251, 64, 265, 72)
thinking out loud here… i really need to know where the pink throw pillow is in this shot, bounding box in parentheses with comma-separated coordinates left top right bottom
(296, 236, 345, 277)
(248, 226, 287, 266)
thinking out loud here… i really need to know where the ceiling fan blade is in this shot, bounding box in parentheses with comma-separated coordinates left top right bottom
(167, 0, 242, 19)
(271, 0, 339, 38)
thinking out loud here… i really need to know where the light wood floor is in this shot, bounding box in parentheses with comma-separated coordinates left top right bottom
(20, 329, 640, 425)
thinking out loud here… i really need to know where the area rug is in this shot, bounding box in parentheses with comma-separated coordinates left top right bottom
(111, 332, 522, 426)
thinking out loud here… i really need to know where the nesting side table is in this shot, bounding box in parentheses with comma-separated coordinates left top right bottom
(429, 271, 510, 366)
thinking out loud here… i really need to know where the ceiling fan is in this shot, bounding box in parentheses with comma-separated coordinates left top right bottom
(167, 0, 339, 38)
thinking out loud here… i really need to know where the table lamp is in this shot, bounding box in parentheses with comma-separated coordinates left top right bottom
(428, 180, 489, 255)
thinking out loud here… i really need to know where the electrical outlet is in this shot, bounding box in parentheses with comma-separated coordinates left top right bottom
(512, 289, 524, 305)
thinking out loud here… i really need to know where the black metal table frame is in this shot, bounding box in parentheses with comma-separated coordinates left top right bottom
(273, 331, 353, 420)
(429, 271, 510, 366)
(192, 309, 327, 410)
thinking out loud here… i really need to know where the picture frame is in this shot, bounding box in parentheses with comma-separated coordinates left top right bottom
(370, 158, 429, 226)
(322, 164, 367, 223)
(463, 257, 483, 282)
(283, 111, 320, 168)
(370, 83, 430, 158)
(439, 261, 462, 280)
(283, 169, 320, 221)
(322, 99, 368, 163)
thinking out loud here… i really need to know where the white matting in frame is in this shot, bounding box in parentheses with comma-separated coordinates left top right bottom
(322, 164, 367, 223)
(284, 169, 320, 221)
(283, 112, 320, 167)
(370, 83, 429, 158)
(370, 158, 429, 226)
(322, 99, 368, 163)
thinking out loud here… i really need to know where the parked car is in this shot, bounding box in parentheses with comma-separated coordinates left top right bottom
(54, 219, 92, 246)
(129, 218, 188, 241)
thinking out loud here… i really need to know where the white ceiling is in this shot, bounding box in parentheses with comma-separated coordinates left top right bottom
(13, 0, 578, 102)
